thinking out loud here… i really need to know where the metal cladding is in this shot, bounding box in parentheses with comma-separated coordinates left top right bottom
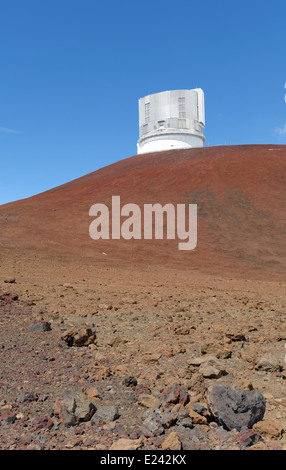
(137, 89, 205, 154)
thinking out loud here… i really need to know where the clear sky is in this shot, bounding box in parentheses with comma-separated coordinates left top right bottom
(1, 0, 286, 205)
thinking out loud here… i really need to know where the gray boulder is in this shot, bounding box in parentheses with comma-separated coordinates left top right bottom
(54, 390, 96, 427)
(207, 385, 265, 431)
(92, 405, 120, 424)
(29, 322, 52, 332)
(143, 409, 164, 436)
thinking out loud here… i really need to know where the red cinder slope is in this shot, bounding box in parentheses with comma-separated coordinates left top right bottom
(1, 145, 286, 280)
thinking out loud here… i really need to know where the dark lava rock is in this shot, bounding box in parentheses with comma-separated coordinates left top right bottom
(28, 322, 52, 332)
(207, 385, 266, 431)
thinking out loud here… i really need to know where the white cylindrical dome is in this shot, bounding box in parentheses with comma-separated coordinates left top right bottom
(137, 89, 206, 154)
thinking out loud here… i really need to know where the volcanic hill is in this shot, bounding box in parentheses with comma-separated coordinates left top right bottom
(1, 144, 286, 280)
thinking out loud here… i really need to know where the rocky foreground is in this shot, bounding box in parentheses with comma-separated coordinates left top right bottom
(0, 252, 285, 451)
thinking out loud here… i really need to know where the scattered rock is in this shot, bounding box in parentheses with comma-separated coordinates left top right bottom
(53, 391, 96, 427)
(85, 387, 100, 401)
(188, 357, 205, 366)
(143, 410, 165, 436)
(121, 297, 137, 304)
(173, 325, 190, 336)
(255, 353, 283, 372)
(248, 441, 269, 450)
(161, 431, 181, 450)
(18, 392, 39, 403)
(201, 342, 232, 359)
(0, 411, 16, 424)
(122, 376, 137, 387)
(140, 352, 161, 363)
(160, 411, 177, 428)
(92, 405, 120, 423)
(0, 292, 18, 301)
(253, 419, 284, 438)
(109, 437, 143, 450)
(160, 383, 189, 407)
(236, 429, 263, 448)
(207, 385, 266, 431)
(192, 404, 209, 417)
(225, 330, 246, 341)
(234, 379, 254, 391)
(28, 322, 52, 332)
(138, 394, 161, 409)
(98, 303, 112, 310)
(131, 425, 154, 439)
(177, 425, 207, 450)
(61, 327, 96, 347)
(199, 357, 227, 379)
(107, 336, 128, 347)
(32, 415, 54, 430)
(188, 409, 208, 425)
(26, 443, 42, 450)
(113, 423, 129, 438)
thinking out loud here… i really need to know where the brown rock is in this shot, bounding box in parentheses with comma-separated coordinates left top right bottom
(255, 353, 283, 372)
(121, 297, 137, 304)
(109, 438, 143, 450)
(253, 420, 284, 438)
(174, 325, 190, 335)
(201, 342, 232, 359)
(248, 442, 269, 450)
(98, 303, 112, 310)
(107, 336, 128, 347)
(61, 327, 96, 347)
(188, 409, 208, 425)
(138, 394, 161, 409)
(225, 330, 246, 341)
(85, 387, 100, 400)
(140, 352, 161, 363)
(199, 357, 227, 379)
(234, 379, 254, 391)
(161, 432, 181, 450)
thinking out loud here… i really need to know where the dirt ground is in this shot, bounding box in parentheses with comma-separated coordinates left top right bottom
(0, 246, 285, 450)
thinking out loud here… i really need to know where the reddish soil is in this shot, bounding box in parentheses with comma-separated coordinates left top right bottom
(1, 144, 286, 279)
(0, 144, 285, 450)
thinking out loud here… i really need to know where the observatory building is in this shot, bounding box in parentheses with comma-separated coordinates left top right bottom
(137, 89, 205, 154)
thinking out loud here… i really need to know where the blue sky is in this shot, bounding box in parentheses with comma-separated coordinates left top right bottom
(1, 0, 286, 205)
